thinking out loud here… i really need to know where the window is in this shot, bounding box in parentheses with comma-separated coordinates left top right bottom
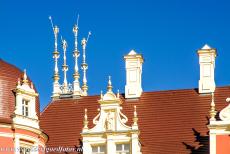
(92, 145, 106, 154)
(116, 143, 130, 154)
(19, 139, 33, 154)
(22, 100, 29, 117)
(20, 147, 31, 154)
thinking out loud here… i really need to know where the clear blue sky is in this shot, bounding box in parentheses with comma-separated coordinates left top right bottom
(1, 0, 230, 110)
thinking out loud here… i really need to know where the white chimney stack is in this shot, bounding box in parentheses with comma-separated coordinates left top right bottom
(197, 44, 217, 94)
(124, 50, 144, 99)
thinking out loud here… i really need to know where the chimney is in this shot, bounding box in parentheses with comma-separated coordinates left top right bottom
(124, 50, 144, 99)
(197, 44, 217, 94)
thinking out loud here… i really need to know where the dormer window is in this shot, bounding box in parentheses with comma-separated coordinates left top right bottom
(116, 143, 130, 154)
(22, 100, 29, 117)
(13, 69, 39, 129)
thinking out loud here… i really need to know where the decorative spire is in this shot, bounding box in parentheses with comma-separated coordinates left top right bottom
(49, 16, 60, 98)
(61, 37, 69, 93)
(132, 105, 138, 128)
(73, 24, 80, 76)
(107, 76, 113, 92)
(72, 15, 81, 96)
(22, 69, 28, 84)
(83, 108, 88, 131)
(81, 31, 91, 96)
(209, 92, 217, 121)
(53, 25, 60, 81)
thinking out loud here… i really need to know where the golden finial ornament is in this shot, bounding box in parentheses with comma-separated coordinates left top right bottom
(209, 92, 217, 121)
(133, 105, 138, 126)
(22, 69, 28, 84)
(83, 108, 89, 130)
(107, 76, 113, 92)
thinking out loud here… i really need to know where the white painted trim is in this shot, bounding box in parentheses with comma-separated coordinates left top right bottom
(209, 132, 216, 154)
(0, 132, 14, 138)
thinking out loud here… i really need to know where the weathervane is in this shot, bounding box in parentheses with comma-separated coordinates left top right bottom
(81, 31, 91, 96)
(49, 16, 61, 98)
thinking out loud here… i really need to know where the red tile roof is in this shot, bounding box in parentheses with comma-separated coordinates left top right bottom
(40, 86, 230, 154)
(0, 59, 40, 123)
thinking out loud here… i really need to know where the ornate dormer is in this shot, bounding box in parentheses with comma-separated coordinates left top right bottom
(81, 76, 142, 154)
(13, 70, 39, 129)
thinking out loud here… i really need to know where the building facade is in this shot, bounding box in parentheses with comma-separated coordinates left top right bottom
(0, 60, 47, 154)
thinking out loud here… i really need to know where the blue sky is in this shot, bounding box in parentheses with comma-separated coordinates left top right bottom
(0, 0, 230, 110)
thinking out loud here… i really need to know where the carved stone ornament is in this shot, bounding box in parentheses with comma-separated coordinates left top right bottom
(105, 111, 114, 131)
(219, 98, 230, 121)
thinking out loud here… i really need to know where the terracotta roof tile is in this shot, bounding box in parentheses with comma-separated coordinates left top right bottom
(40, 87, 230, 153)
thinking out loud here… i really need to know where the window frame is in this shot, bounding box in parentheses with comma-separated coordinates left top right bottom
(22, 99, 30, 117)
(92, 144, 106, 154)
(116, 143, 130, 154)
